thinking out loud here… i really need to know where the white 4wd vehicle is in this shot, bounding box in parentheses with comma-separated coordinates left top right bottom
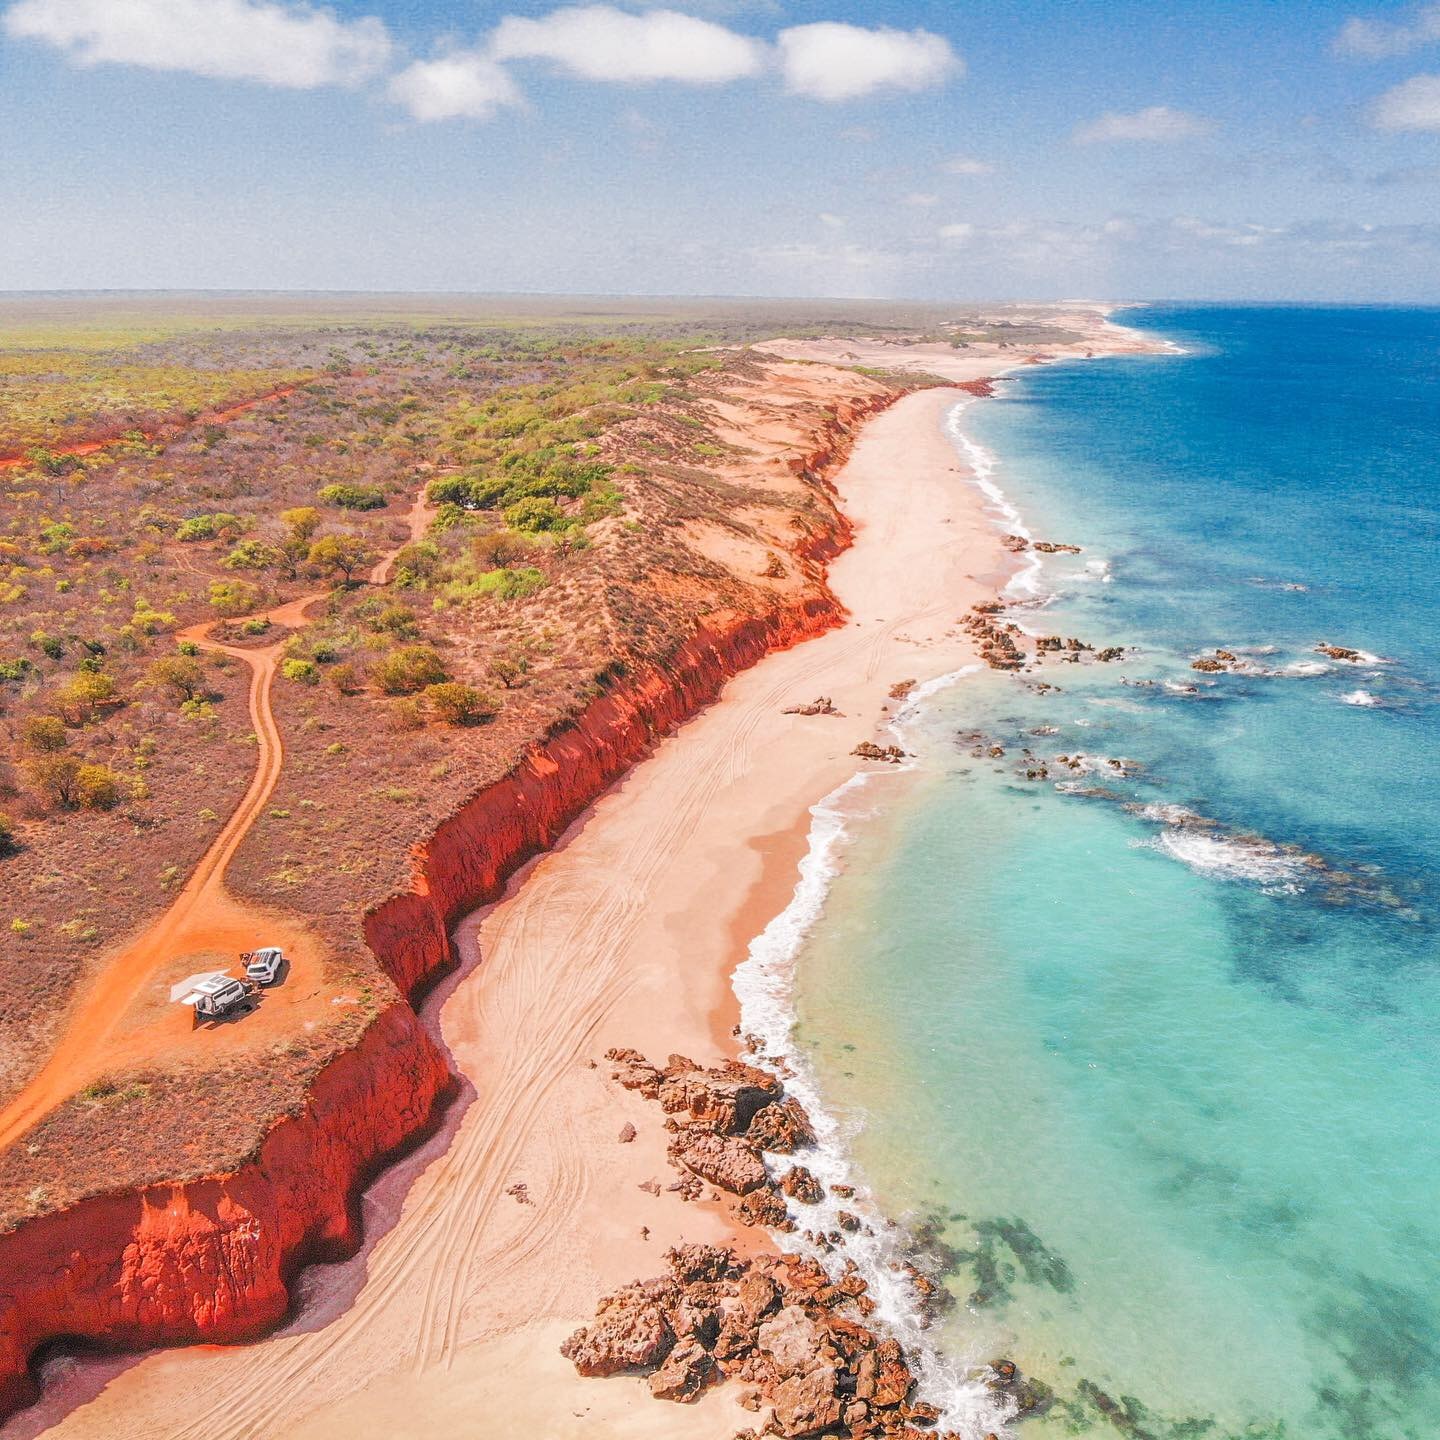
(243, 947, 285, 986)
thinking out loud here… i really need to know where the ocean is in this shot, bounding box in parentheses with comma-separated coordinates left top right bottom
(736, 306, 1440, 1439)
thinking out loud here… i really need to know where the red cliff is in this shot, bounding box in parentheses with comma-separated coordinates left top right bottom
(0, 387, 898, 1420)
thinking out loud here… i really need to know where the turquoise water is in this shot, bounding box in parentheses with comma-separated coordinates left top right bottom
(785, 308, 1440, 1438)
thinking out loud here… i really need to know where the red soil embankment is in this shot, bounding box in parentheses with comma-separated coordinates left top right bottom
(0, 385, 897, 1420)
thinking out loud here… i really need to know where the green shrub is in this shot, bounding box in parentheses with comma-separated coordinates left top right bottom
(473, 566, 547, 602)
(0, 813, 17, 855)
(373, 645, 448, 695)
(282, 658, 320, 685)
(503, 497, 568, 533)
(209, 579, 262, 617)
(176, 512, 244, 542)
(423, 682, 496, 726)
(318, 483, 386, 511)
(223, 539, 282, 570)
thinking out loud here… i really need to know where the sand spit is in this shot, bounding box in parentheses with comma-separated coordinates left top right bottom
(15, 315, 1158, 1439)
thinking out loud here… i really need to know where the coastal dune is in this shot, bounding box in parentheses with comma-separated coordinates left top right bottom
(17, 377, 1007, 1438)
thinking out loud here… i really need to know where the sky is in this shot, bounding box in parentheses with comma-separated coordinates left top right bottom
(2, 0, 1440, 300)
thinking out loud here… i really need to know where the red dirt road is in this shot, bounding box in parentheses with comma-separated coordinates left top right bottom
(0, 489, 432, 1151)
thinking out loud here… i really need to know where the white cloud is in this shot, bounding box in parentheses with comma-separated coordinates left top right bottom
(943, 154, 993, 175)
(1335, 4, 1440, 58)
(1073, 105, 1214, 144)
(2, 0, 390, 87)
(904, 191, 939, 207)
(938, 222, 973, 241)
(1370, 72, 1440, 129)
(777, 22, 958, 102)
(388, 52, 522, 122)
(491, 5, 765, 84)
(818, 211, 846, 229)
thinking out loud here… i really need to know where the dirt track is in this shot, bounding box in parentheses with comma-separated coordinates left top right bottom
(0, 490, 431, 1152)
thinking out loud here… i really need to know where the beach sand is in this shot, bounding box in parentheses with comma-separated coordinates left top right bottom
(20, 316, 1149, 1440)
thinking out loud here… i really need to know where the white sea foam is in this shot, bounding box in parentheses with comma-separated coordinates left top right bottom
(942, 396, 1047, 604)
(1341, 689, 1380, 707)
(1135, 801, 1208, 827)
(1151, 829, 1308, 891)
(733, 654, 1016, 1436)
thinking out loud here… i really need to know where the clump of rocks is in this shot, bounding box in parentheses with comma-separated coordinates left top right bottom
(785, 697, 841, 716)
(584, 1050, 973, 1435)
(852, 742, 907, 764)
(561, 1242, 957, 1439)
(961, 605, 1024, 670)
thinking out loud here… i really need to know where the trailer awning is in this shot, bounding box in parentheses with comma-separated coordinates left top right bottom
(171, 971, 235, 1005)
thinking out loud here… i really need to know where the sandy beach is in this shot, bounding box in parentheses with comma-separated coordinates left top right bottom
(15, 319, 1146, 1440)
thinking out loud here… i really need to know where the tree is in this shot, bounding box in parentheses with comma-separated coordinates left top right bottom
(21, 714, 67, 752)
(308, 533, 375, 586)
(488, 654, 529, 689)
(278, 507, 322, 578)
(54, 671, 116, 726)
(143, 655, 206, 704)
(373, 645, 448, 695)
(280, 506, 321, 542)
(26, 753, 82, 808)
(424, 682, 496, 726)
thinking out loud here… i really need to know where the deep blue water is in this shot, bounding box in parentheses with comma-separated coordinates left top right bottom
(790, 307, 1440, 1438)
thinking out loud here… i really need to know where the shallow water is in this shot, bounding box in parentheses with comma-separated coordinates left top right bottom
(774, 307, 1440, 1439)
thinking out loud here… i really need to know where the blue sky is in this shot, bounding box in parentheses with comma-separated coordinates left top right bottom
(2, 0, 1440, 299)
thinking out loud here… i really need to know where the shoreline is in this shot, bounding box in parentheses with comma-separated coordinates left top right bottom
(16, 314, 1160, 1439)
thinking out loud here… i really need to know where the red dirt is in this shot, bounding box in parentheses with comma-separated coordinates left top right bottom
(0, 381, 896, 1423)
(0, 490, 432, 1155)
(0, 387, 298, 471)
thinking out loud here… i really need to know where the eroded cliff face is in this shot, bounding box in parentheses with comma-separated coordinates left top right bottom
(0, 1003, 449, 1416)
(0, 387, 897, 1420)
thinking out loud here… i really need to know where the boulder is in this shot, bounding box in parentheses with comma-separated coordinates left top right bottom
(648, 1340, 716, 1403)
(757, 1305, 825, 1379)
(855, 1339, 911, 1407)
(737, 1185, 793, 1230)
(747, 1096, 816, 1153)
(560, 1281, 678, 1376)
(668, 1132, 768, 1194)
(779, 1165, 825, 1205)
(771, 1366, 843, 1437)
(660, 1062, 780, 1135)
(666, 1243, 741, 1285)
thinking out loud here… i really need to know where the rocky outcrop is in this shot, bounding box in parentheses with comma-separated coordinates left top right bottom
(0, 383, 901, 1420)
(563, 1244, 961, 1440)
